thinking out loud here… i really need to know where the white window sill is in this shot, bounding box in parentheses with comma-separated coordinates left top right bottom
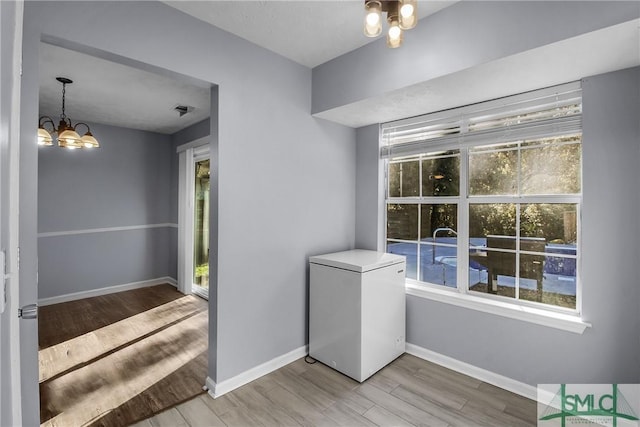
(405, 282, 591, 334)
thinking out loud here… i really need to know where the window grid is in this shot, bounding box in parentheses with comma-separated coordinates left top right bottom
(383, 85, 582, 314)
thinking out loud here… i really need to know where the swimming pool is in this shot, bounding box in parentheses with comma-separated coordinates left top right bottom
(387, 238, 576, 296)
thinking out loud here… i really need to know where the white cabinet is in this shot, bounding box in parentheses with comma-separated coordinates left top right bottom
(309, 249, 406, 382)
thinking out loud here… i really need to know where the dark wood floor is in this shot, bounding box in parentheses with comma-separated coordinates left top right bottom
(135, 353, 537, 427)
(39, 284, 208, 427)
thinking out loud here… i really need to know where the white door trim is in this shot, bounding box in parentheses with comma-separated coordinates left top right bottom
(177, 148, 194, 295)
(2, 1, 25, 425)
(177, 141, 210, 297)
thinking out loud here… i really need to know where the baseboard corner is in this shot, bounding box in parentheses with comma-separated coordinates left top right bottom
(209, 345, 308, 398)
(204, 377, 217, 399)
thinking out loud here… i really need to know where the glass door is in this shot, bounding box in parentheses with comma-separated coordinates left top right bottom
(192, 157, 210, 298)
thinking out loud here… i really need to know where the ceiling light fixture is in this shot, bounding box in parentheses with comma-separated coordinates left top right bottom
(364, 0, 417, 48)
(37, 77, 100, 149)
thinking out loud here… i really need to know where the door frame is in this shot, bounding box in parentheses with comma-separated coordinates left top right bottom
(177, 137, 210, 298)
(1, 1, 24, 425)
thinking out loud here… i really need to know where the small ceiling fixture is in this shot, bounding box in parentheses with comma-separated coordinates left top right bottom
(174, 104, 195, 117)
(38, 77, 100, 149)
(364, 0, 417, 48)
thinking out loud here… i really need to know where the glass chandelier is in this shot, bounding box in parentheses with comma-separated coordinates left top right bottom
(37, 77, 100, 149)
(364, 0, 417, 48)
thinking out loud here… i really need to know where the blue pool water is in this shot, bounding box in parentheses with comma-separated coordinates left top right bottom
(387, 238, 577, 296)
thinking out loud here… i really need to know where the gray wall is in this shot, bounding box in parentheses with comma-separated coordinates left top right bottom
(37, 121, 175, 299)
(20, 3, 356, 412)
(312, 1, 640, 115)
(355, 124, 381, 251)
(579, 67, 639, 381)
(355, 67, 640, 385)
(171, 118, 210, 149)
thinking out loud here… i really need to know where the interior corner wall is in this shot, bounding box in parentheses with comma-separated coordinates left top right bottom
(172, 118, 210, 149)
(37, 122, 174, 299)
(355, 67, 640, 385)
(355, 124, 382, 251)
(21, 0, 356, 396)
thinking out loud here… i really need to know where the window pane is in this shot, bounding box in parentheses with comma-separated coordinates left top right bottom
(520, 204, 578, 245)
(469, 204, 516, 244)
(468, 248, 516, 300)
(387, 204, 418, 240)
(521, 141, 581, 194)
(468, 249, 489, 290)
(469, 147, 517, 195)
(420, 244, 457, 287)
(389, 160, 419, 197)
(387, 241, 417, 279)
(422, 153, 460, 196)
(420, 204, 457, 241)
(194, 159, 210, 289)
(520, 254, 576, 309)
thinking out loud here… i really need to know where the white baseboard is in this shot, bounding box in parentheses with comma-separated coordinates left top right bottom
(205, 345, 308, 399)
(406, 343, 537, 401)
(38, 276, 178, 306)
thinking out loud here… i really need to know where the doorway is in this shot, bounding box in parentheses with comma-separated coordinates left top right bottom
(193, 155, 210, 298)
(33, 40, 214, 425)
(178, 142, 211, 299)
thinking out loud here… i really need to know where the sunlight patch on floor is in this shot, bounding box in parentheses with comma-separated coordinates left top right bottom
(40, 310, 208, 426)
(39, 295, 202, 382)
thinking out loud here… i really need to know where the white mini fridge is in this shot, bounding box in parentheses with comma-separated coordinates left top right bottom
(309, 249, 406, 382)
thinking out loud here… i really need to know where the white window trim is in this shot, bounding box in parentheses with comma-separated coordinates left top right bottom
(405, 281, 590, 334)
(380, 83, 589, 333)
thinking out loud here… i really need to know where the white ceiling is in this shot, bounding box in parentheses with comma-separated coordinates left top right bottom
(39, 43, 211, 135)
(163, 1, 457, 68)
(38, 1, 456, 134)
(38, 2, 639, 133)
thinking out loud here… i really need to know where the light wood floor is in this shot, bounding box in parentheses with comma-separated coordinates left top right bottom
(38, 284, 208, 427)
(133, 353, 536, 427)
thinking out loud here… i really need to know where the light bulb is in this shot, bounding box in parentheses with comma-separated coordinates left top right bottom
(387, 16, 404, 48)
(364, 1, 382, 37)
(399, 0, 417, 30)
(37, 127, 53, 146)
(389, 25, 401, 40)
(80, 132, 99, 148)
(400, 4, 414, 17)
(58, 128, 83, 149)
(366, 11, 380, 26)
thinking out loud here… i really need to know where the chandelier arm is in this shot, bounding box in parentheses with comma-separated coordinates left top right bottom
(38, 116, 56, 130)
(73, 122, 91, 134)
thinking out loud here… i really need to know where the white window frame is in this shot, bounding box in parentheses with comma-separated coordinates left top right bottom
(381, 83, 591, 334)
